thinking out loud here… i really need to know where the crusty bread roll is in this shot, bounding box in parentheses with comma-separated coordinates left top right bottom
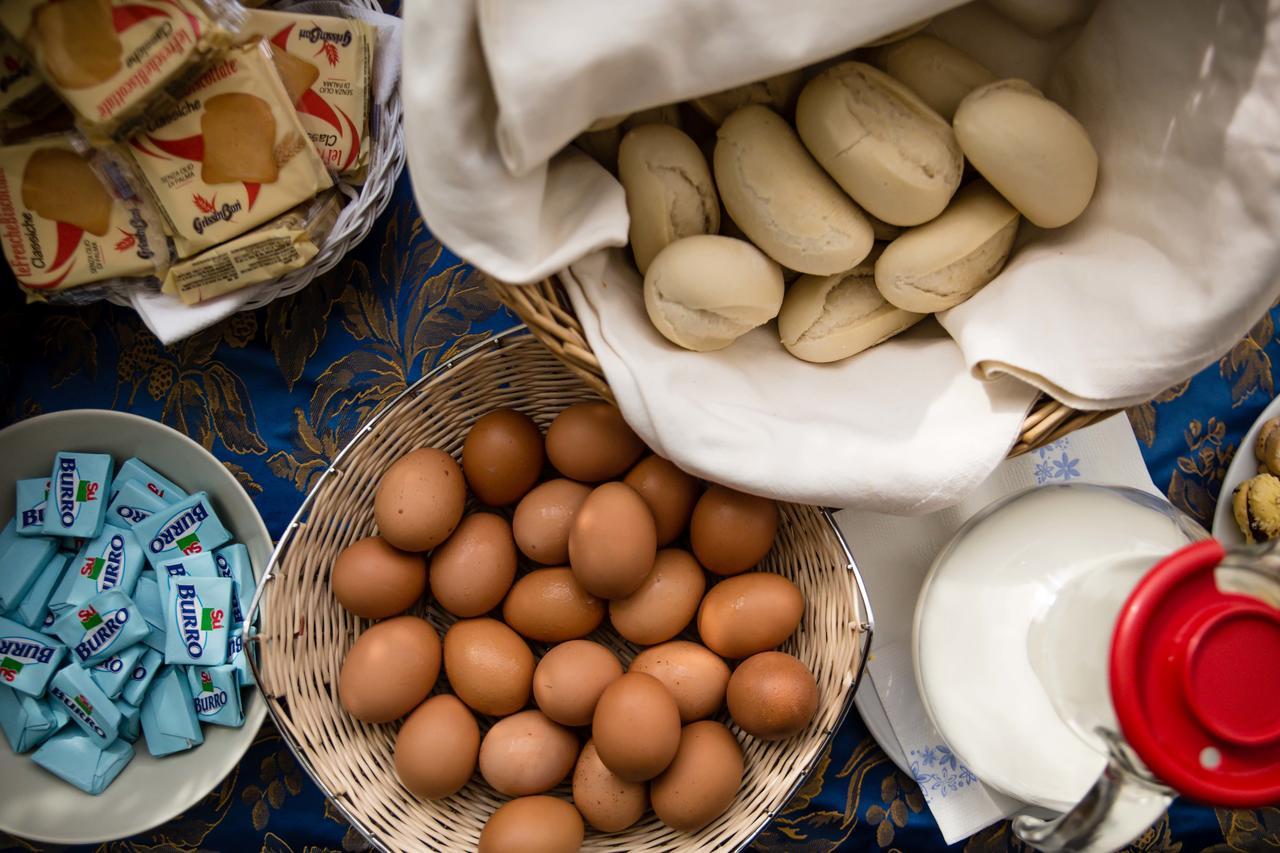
(795, 62, 962, 227)
(644, 235, 784, 352)
(870, 35, 996, 120)
(619, 125, 719, 274)
(690, 71, 804, 125)
(875, 180, 1019, 313)
(953, 79, 1097, 229)
(779, 251, 926, 363)
(714, 105, 872, 276)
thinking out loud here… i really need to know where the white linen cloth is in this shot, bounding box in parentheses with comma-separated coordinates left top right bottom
(134, 5, 403, 346)
(838, 413, 1162, 842)
(403, 0, 1280, 510)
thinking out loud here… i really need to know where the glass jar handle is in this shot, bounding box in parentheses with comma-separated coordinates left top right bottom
(1011, 733, 1173, 853)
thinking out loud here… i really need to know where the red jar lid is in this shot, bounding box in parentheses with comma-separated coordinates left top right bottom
(1110, 539, 1280, 806)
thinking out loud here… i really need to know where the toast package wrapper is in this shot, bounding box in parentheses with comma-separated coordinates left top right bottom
(127, 39, 333, 257)
(0, 136, 165, 295)
(0, 29, 58, 139)
(0, 0, 243, 141)
(240, 8, 373, 180)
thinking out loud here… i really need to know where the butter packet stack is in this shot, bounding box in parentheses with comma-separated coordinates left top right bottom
(41, 451, 112, 539)
(126, 39, 333, 258)
(51, 589, 148, 667)
(31, 728, 134, 794)
(161, 188, 343, 304)
(0, 0, 244, 142)
(240, 9, 374, 180)
(133, 491, 231, 569)
(112, 457, 187, 505)
(187, 664, 242, 727)
(0, 135, 168, 298)
(139, 665, 203, 756)
(48, 663, 119, 746)
(0, 686, 67, 752)
(0, 615, 66, 695)
(155, 551, 218, 602)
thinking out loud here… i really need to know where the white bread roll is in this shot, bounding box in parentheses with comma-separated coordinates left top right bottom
(644, 235, 784, 352)
(796, 62, 963, 226)
(619, 124, 720, 274)
(953, 79, 1098, 228)
(985, 0, 1096, 36)
(690, 70, 805, 125)
(875, 181, 1019, 313)
(871, 35, 996, 120)
(714, 105, 873, 275)
(779, 252, 926, 363)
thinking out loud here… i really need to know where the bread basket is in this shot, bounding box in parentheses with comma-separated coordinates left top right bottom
(488, 277, 1117, 457)
(94, 0, 406, 312)
(247, 326, 872, 851)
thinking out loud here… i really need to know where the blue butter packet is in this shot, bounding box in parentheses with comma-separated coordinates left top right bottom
(48, 664, 120, 747)
(226, 624, 254, 688)
(31, 729, 134, 795)
(154, 551, 218, 603)
(115, 699, 141, 743)
(104, 481, 168, 531)
(42, 452, 113, 540)
(89, 644, 146, 699)
(112, 458, 187, 506)
(7, 551, 68, 630)
(131, 574, 167, 651)
(164, 576, 231, 666)
(140, 666, 203, 756)
(0, 519, 58, 611)
(15, 478, 49, 536)
(133, 492, 230, 570)
(0, 684, 64, 752)
(52, 589, 149, 667)
(0, 616, 66, 696)
(49, 528, 145, 613)
(121, 646, 163, 706)
(213, 544, 256, 627)
(187, 664, 243, 727)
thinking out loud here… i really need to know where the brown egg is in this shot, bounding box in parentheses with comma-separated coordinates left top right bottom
(478, 710, 579, 796)
(502, 568, 605, 643)
(443, 618, 535, 716)
(592, 672, 681, 782)
(572, 740, 648, 833)
(374, 448, 466, 552)
(630, 641, 730, 722)
(512, 479, 592, 565)
(650, 721, 744, 832)
(331, 535, 426, 619)
(727, 651, 819, 740)
(697, 572, 803, 659)
(568, 482, 656, 599)
(338, 616, 441, 723)
(546, 402, 645, 482)
(690, 484, 779, 575)
(533, 640, 623, 726)
(609, 548, 706, 645)
(624, 455, 701, 546)
(394, 694, 479, 799)
(462, 408, 545, 506)
(429, 513, 517, 617)
(478, 796, 584, 853)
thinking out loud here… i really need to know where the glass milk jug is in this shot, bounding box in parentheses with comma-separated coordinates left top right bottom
(914, 483, 1280, 853)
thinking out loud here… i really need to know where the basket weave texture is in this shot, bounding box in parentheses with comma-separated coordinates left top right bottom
(103, 0, 406, 312)
(253, 330, 870, 852)
(488, 276, 1117, 457)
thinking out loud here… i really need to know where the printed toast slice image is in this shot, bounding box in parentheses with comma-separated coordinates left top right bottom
(200, 92, 280, 185)
(269, 46, 320, 106)
(21, 147, 113, 235)
(31, 0, 123, 89)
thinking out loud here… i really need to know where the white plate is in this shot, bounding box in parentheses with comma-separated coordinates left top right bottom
(0, 410, 269, 845)
(1211, 395, 1280, 544)
(854, 673, 910, 773)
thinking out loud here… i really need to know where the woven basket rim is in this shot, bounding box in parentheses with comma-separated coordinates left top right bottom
(245, 325, 875, 852)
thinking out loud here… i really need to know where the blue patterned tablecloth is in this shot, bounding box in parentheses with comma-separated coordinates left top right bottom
(0, 174, 1276, 852)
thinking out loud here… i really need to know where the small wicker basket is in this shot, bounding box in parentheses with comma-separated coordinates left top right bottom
(100, 0, 406, 313)
(488, 276, 1117, 457)
(249, 327, 872, 852)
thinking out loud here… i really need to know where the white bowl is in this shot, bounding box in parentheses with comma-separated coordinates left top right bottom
(0, 410, 269, 845)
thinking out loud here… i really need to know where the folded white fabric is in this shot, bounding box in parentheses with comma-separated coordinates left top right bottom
(403, 0, 1280, 509)
(837, 413, 1161, 842)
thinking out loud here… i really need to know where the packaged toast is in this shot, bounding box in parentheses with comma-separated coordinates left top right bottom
(0, 30, 58, 140)
(239, 9, 373, 181)
(0, 0, 244, 141)
(0, 135, 165, 294)
(161, 187, 343, 303)
(126, 39, 333, 257)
